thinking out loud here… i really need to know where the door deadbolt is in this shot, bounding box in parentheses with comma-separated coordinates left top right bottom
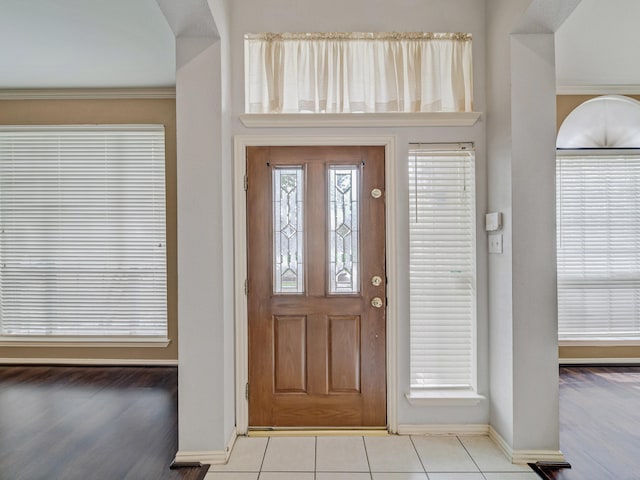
(371, 188, 383, 199)
(371, 297, 383, 308)
(371, 275, 383, 286)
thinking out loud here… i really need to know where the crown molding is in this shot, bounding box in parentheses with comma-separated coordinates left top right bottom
(557, 84, 640, 95)
(0, 88, 176, 100)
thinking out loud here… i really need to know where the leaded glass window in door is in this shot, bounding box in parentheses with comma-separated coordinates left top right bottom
(328, 166, 360, 294)
(273, 167, 304, 293)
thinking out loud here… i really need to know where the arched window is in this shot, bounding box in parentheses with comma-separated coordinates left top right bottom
(556, 95, 640, 341)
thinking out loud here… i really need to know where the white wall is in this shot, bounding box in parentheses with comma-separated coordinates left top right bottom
(510, 32, 559, 451)
(486, 0, 529, 447)
(230, 0, 490, 427)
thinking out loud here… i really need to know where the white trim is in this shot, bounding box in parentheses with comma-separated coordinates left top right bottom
(174, 428, 237, 465)
(489, 426, 565, 465)
(397, 424, 489, 436)
(556, 84, 640, 95)
(0, 358, 178, 366)
(560, 357, 640, 365)
(385, 136, 399, 434)
(560, 340, 640, 347)
(239, 112, 481, 128)
(0, 88, 176, 100)
(173, 450, 227, 465)
(404, 391, 485, 406)
(225, 428, 238, 460)
(0, 337, 171, 348)
(233, 135, 398, 435)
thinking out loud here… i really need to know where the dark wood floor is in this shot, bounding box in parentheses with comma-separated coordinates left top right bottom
(3, 365, 639, 480)
(0, 365, 207, 480)
(542, 366, 640, 480)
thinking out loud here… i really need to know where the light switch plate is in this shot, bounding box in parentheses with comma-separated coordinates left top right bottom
(489, 233, 503, 254)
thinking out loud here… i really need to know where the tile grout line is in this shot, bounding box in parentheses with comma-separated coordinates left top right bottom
(408, 434, 430, 479)
(258, 436, 270, 477)
(456, 435, 488, 480)
(361, 435, 374, 479)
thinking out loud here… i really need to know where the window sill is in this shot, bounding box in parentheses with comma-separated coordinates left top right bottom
(405, 390, 485, 407)
(0, 337, 171, 348)
(239, 112, 482, 128)
(560, 339, 640, 346)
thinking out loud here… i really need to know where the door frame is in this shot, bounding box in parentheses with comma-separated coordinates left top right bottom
(233, 135, 398, 434)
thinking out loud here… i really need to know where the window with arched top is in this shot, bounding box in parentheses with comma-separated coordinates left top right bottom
(556, 95, 640, 342)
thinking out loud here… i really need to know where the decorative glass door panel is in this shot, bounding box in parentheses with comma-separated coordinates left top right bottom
(328, 166, 360, 294)
(273, 167, 304, 294)
(247, 145, 386, 428)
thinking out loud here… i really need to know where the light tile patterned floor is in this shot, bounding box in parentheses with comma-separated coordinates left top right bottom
(206, 435, 540, 480)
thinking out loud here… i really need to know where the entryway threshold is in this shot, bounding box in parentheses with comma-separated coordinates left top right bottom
(248, 428, 389, 437)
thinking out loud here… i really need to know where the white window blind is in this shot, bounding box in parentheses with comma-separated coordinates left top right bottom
(0, 125, 167, 338)
(557, 151, 640, 340)
(409, 146, 476, 390)
(245, 32, 473, 114)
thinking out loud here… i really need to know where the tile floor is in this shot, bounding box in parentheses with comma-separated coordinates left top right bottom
(206, 435, 540, 480)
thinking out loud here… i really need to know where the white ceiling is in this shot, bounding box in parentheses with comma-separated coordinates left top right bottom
(0, 0, 175, 89)
(1, 0, 639, 90)
(555, 0, 640, 88)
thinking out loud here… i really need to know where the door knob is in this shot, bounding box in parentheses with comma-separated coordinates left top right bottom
(371, 297, 383, 308)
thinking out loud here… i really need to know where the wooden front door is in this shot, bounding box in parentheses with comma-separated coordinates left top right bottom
(246, 146, 386, 428)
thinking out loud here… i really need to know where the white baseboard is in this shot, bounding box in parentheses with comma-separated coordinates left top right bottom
(174, 428, 237, 465)
(0, 357, 178, 366)
(560, 357, 640, 365)
(397, 424, 489, 436)
(489, 426, 565, 465)
(173, 450, 227, 465)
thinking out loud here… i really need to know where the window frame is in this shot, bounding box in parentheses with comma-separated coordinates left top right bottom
(0, 124, 169, 345)
(556, 148, 640, 344)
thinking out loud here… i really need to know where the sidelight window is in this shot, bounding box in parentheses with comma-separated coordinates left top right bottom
(408, 144, 476, 390)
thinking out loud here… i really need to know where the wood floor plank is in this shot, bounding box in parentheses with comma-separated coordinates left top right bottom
(0, 365, 206, 480)
(542, 366, 640, 480)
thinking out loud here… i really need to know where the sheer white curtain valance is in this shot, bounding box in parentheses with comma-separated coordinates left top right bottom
(245, 33, 473, 114)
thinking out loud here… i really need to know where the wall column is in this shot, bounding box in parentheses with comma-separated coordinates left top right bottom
(487, 0, 579, 461)
(175, 36, 229, 460)
(510, 32, 560, 454)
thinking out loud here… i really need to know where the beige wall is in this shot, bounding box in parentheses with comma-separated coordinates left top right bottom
(556, 94, 640, 361)
(0, 98, 177, 362)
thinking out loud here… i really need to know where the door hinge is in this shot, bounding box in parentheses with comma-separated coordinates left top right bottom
(245, 382, 249, 400)
(244, 174, 248, 191)
(244, 279, 248, 295)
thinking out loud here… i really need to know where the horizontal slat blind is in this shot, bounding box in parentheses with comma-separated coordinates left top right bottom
(0, 125, 167, 337)
(557, 152, 640, 340)
(409, 147, 476, 389)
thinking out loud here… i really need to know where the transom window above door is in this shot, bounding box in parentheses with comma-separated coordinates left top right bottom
(244, 32, 473, 114)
